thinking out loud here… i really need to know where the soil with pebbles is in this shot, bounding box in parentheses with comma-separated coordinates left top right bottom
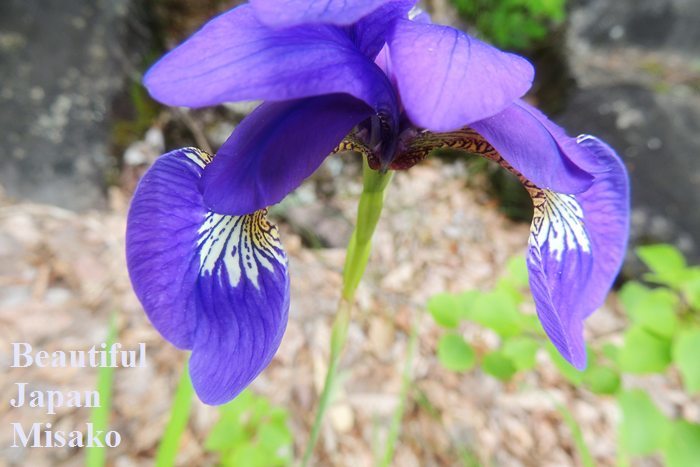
(0, 157, 690, 467)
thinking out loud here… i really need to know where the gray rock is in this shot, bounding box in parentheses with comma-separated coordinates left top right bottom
(556, 85, 700, 259)
(0, 0, 151, 210)
(563, 0, 700, 264)
(571, 0, 700, 55)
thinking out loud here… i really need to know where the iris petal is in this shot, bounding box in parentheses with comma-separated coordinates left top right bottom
(126, 148, 289, 404)
(568, 135, 630, 318)
(144, 5, 396, 114)
(392, 122, 628, 369)
(470, 100, 594, 194)
(388, 19, 534, 132)
(525, 137, 628, 368)
(249, 0, 410, 28)
(461, 104, 628, 368)
(346, 0, 417, 57)
(468, 111, 628, 368)
(200, 94, 373, 216)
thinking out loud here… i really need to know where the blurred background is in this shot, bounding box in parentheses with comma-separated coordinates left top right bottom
(1, 0, 699, 466)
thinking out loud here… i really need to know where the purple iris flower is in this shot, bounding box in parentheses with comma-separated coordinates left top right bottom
(126, 0, 629, 404)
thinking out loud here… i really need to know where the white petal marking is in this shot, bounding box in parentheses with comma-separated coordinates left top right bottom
(529, 188, 591, 261)
(196, 210, 285, 290)
(178, 147, 286, 290)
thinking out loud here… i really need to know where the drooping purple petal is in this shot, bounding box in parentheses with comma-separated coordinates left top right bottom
(126, 148, 289, 404)
(471, 100, 594, 194)
(525, 136, 629, 369)
(201, 94, 373, 216)
(144, 5, 396, 114)
(571, 135, 630, 317)
(388, 19, 534, 132)
(249, 0, 408, 28)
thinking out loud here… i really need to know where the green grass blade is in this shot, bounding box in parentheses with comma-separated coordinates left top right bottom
(156, 359, 195, 467)
(379, 314, 419, 467)
(557, 403, 595, 467)
(85, 313, 118, 467)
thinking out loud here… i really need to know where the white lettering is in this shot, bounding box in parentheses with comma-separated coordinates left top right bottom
(11, 343, 32, 367)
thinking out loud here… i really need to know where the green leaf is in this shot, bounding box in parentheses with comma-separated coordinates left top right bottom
(259, 424, 293, 462)
(437, 333, 476, 372)
(470, 290, 524, 337)
(583, 365, 620, 395)
(663, 421, 700, 467)
(637, 244, 687, 288)
(521, 313, 544, 334)
(617, 326, 672, 374)
(637, 243, 686, 273)
(205, 391, 254, 452)
(457, 290, 480, 317)
(503, 255, 529, 290)
(502, 336, 539, 371)
(427, 293, 461, 328)
(618, 389, 671, 455)
(482, 351, 517, 380)
(673, 328, 700, 393)
(681, 268, 700, 310)
(602, 343, 619, 362)
(494, 279, 525, 304)
(205, 390, 292, 467)
(618, 281, 651, 313)
(546, 343, 584, 384)
(625, 288, 679, 338)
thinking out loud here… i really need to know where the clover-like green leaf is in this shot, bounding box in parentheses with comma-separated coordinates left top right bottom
(437, 333, 476, 372)
(618, 326, 672, 374)
(625, 288, 679, 338)
(470, 290, 524, 337)
(673, 328, 700, 393)
(618, 281, 651, 313)
(681, 268, 700, 310)
(637, 244, 687, 288)
(663, 421, 700, 467)
(482, 351, 517, 381)
(427, 293, 461, 328)
(205, 390, 292, 467)
(583, 365, 620, 395)
(502, 336, 539, 371)
(618, 389, 671, 456)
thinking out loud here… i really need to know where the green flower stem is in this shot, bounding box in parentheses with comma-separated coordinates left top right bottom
(302, 159, 393, 466)
(343, 160, 394, 299)
(155, 359, 195, 467)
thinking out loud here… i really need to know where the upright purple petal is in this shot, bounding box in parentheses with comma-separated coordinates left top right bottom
(525, 136, 629, 369)
(201, 94, 373, 216)
(249, 0, 408, 28)
(471, 101, 594, 194)
(346, 0, 417, 57)
(126, 148, 289, 404)
(407, 6, 431, 24)
(144, 5, 396, 114)
(388, 19, 534, 132)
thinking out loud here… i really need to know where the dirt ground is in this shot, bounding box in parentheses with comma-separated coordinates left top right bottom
(0, 156, 689, 467)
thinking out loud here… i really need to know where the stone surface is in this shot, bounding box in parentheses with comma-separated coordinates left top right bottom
(0, 0, 151, 210)
(571, 0, 700, 54)
(557, 84, 700, 258)
(563, 0, 700, 261)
